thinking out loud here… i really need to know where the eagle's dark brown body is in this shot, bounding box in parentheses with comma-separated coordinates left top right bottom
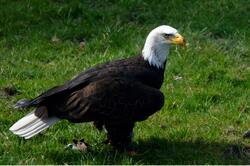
(18, 55, 166, 148)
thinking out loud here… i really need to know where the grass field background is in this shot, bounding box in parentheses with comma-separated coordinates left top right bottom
(0, 0, 249, 164)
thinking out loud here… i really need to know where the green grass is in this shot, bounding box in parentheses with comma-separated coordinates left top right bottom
(0, 0, 249, 164)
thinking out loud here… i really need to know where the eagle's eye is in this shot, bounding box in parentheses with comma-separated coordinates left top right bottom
(163, 33, 174, 38)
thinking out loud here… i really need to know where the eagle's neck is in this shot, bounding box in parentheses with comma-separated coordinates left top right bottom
(142, 39, 170, 69)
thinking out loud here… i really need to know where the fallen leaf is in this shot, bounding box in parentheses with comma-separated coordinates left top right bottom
(51, 35, 60, 43)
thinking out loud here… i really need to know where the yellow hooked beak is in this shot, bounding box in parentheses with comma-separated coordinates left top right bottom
(171, 33, 186, 46)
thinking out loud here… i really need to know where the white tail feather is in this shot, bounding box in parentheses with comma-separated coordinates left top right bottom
(9, 110, 60, 139)
(14, 119, 44, 135)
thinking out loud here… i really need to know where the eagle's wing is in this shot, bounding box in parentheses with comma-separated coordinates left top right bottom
(50, 77, 164, 123)
(25, 59, 131, 107)
(24, 57, 161, 108)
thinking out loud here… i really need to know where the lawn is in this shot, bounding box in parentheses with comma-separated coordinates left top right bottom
(0, 0, 249, 164)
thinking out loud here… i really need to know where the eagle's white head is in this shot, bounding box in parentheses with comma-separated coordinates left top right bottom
(142, 25, 186, 68)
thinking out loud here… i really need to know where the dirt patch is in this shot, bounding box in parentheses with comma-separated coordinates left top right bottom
(243, 129, 250, 139)
(0, 86, 19, 97)
(224, 145, 250, 159)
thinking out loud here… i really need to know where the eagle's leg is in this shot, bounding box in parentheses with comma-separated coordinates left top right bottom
(104, 122, 135, 151)
(93, 121, 104, 131)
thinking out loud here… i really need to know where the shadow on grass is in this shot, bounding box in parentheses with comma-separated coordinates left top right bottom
(44, 137, 249, 165)
(132, 137, 249, 164)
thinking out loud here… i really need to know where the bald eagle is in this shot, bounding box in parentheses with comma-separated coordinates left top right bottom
(10, 25, 185, 149)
